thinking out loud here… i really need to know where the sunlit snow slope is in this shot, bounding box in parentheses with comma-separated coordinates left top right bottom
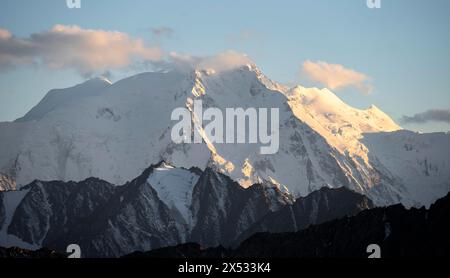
(0, 64, 449, 207)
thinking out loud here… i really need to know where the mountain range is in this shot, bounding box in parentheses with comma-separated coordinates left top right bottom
(1, 65, 449, 207)
(0, 162, 373, 257)
(127, 190, 450, 258)
(0, 63, 449, 257)
(2, 184, 448, 258)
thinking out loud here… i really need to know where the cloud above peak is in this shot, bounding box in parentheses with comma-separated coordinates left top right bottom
(0, 25, 164, 74)
(155, 51, 254, 73)
(0, 25, 253, 76)
(301, 60, 373, 94)
(401, 109, 450, 124)
(196, 51, 253, 71)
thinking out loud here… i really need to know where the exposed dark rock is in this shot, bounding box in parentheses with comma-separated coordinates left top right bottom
(127, 192, 450, 258)
(0, 163, 292, 257)
(189, 168, 293, 247)
(3, 162, 419, 258)
(235, 186, 374, 245)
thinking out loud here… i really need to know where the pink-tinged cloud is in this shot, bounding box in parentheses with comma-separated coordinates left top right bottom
(0, 28, 12, 39)
(302, 60, 373, 94)
(0, 25, 163, 74)
(163, 51, 254, 72)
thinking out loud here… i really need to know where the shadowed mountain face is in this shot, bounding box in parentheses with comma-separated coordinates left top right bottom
(2, 163, 200, 257)
(2, 191, 448, 258)
(0, 163, 373, 258)
(235, 186, 374, 246)
(126, 192, 450, 258)
(189, 167, 294, 247)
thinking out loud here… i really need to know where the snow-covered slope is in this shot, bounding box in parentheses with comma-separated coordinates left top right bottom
(147, 162, 200, 224)
(362, 130, 450, 207)
(15, 77, 112, 122)
(285, 86, 401, 160)
(0, 64, 449, 207)
(1, 71, 211, 186)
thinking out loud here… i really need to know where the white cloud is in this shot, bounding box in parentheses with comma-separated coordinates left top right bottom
(196, 51, 253, 71)
(0, 25, 164, 74)
(155, 50, 254, 73)
(0, 25, 257, 77)
(301, 60, 373, 94)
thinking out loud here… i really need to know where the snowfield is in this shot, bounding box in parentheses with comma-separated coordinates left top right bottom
(147, 162, 200, 224)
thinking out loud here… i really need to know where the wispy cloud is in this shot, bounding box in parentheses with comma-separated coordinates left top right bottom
(401, 109, 450, 124)
(0, 25, 163, 75)
(153, 50, 254, 73)
(301, 60, 373, 94)
(0, 25, 255, 77)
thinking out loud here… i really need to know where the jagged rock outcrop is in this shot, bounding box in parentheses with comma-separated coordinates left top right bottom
(127, 192, 450, 258)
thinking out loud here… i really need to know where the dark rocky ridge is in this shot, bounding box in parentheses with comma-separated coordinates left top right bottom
(126, 191, 450, 258)
(235, 186, 374, 245)
(0, 162, 377, 257)
(189, 167, 294, 247)
(3, 188, 448, 258)
(1, 163, 293, 257)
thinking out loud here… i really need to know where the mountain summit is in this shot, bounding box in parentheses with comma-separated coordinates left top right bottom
(0, 65, 449, 207)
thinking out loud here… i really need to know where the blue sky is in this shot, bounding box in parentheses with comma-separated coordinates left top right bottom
(0, 0, 449, 132)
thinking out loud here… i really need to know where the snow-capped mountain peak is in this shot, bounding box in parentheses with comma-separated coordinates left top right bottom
(0, 65, 449, 208)
(15, 77, 112, 123)
(285, 85, 401, 159)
